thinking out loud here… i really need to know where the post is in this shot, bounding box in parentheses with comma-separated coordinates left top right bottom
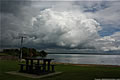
(47, 60, 51, 71)
(43, 60, 46, 72)
(20, 37, 23, 62)
(19, 36, 26, 62)
(26, 59, 29, 72)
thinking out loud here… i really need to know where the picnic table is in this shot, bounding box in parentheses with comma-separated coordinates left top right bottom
(19, 57, 55, 74)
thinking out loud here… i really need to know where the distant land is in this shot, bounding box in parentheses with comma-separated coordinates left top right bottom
(48, 52, 120, 55)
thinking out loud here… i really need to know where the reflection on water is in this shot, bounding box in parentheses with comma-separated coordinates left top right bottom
(47, 54, 120, 65)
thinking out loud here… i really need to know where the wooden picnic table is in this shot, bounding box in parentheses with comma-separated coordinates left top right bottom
(19, 57, 55, 74)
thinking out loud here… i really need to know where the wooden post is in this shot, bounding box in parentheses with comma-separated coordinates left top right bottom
(37, 60, 39, 65)
(26, 59, 29, 72)
(43, 60, 46, 72)
(47, 60, 51, 72)
(30, 59, 33, 72)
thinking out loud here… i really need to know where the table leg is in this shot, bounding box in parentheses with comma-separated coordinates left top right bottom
(48, 60, 50, 71)
(37, 60, 40, 65)
(43, 60, 46, 72)
(19, 65, 24, 72)
(30, 60, 33, 73)
(26, 60, 29, 72)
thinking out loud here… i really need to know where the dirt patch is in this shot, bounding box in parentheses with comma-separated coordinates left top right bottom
(0, 55, 18, 60)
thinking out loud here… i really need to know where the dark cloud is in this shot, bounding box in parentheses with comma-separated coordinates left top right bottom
(0, 1, 120, 52)
(1, 0, 31, 14)
(0, 0, 32, 48)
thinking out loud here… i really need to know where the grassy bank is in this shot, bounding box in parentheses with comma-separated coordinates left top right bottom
(0, 53, 9, 56)
(0, 60, 120, 80)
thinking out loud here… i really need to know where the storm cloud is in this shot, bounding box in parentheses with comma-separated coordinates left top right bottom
(0, 0, 120, 52)
(32, 8, 101, 48)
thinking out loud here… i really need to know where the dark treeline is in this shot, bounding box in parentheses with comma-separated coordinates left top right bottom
(2, 47, 48, 58)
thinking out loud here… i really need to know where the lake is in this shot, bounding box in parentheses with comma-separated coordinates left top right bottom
(47, 54, 120, 65)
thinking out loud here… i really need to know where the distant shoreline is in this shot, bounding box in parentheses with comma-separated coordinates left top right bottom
(48, 53, 120, 55)
(53, 62, 120, 67)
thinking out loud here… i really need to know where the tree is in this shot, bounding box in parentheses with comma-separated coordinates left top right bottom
(29, 48, 37, 57)
(3, 47, 45, 58)
(22, 47, 38, 58)
(39, 50, 48, 58)
(3, 49, 20, 56)
(22, 47, 29, 58)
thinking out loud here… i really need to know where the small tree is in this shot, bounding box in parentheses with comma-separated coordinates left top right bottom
(29, 48, 37, 57)
(22, 47, 29, 58)
(3, 49, 20, 56)
(39, 50, 47, 58)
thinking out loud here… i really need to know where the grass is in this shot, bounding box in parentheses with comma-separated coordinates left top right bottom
(0, 60, 120, 80)
(0, 53, 9, 56)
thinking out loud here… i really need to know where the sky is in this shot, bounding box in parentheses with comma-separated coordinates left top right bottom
(0, 0, 120, 53)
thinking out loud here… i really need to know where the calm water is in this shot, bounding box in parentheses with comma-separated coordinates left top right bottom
(47, 54, 120, 65)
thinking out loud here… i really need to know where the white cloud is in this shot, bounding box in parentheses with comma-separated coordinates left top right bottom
(31, 0, 119, 1)
(95, 32, 120, 51)
(32, 8, 101, 48)
(87, 1, 120, 28)
(1, 1, 120, 52)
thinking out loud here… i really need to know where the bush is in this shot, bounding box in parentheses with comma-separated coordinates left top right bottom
(3, 48, 48, 58)
(3, 49, 20, 56)
(38, 50, 48, 58)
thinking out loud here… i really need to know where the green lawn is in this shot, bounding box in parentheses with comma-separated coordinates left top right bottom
(0, 53, 9, 56)
(0, 60, 120, 80)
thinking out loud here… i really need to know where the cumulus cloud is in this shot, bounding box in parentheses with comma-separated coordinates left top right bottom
(83, 1, 120, 37)
(1, 1, 120, 52)
(32, 8, 101, 48)
(93, 2, 120, 27)
(31, 0, 119, 1)
(95, 32, 120, 51)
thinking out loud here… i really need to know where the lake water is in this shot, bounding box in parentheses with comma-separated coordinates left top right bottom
(47, 54, 120, 65)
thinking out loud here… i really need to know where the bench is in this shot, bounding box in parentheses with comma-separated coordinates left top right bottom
(34, 64, 43, 73)
(18, 59, 56, 74)
(19, 64, 34, 73)
(19, 64, 26, 72)
(34, 64, 56, 73)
